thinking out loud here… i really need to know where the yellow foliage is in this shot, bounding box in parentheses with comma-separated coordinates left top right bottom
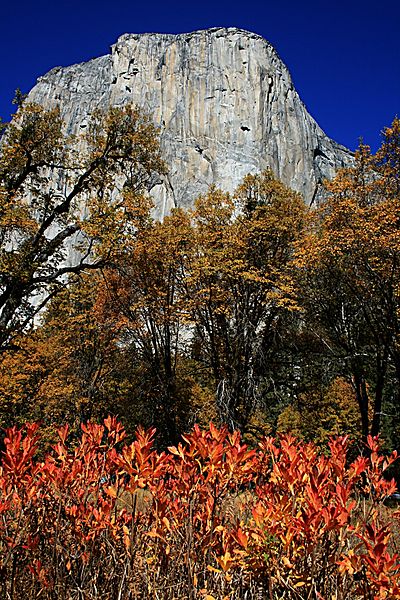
(278, 378, 361, 445)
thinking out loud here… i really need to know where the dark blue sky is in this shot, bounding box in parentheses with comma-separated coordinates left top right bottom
(1, 0, 399, 152)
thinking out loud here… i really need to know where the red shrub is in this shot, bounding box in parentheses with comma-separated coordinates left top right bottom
(0, 420, 399, 599)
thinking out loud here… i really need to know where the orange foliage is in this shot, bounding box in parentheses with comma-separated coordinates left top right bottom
(0, 419, 399, 598)
(0, 274, 121, 439)
(294, 118, 400, 440)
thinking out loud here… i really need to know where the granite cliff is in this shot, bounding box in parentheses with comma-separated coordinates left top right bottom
(26, 27, 353, 215)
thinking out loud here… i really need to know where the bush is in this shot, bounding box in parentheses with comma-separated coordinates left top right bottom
(0, 419, 399, 599)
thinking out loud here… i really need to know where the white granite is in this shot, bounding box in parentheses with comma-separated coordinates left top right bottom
(27, 27, 353, 215)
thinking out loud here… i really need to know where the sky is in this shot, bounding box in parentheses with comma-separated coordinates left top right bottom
(1, 0, 399, 153)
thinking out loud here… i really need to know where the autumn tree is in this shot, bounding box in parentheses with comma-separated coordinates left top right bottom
(0, 100, 164, 351)
(94, 171, 306, 440)
(0, 272, 130, 442)
(97, 204, 203, 444)
(277, 377, 361, 446)
(185, 171, 307, 432)
(295, 118, 400, 441)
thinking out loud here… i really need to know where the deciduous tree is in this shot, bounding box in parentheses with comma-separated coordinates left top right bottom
(0, 273, 123, 440)
(98, 206, 198, 444)
(0, 100, 164, 350)
(185, 171, 307, 432)
(295, 118, 400, 441)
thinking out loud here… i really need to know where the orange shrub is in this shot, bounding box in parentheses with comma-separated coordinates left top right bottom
(0, 419, 399, 599)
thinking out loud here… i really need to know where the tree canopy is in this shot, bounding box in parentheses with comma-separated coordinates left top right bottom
(1, 106, 400, 451)
(295, 117, 400, 442)
(0, 101, 164, 350)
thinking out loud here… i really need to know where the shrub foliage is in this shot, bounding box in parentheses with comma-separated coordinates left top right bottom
(0, 418, 399, 599)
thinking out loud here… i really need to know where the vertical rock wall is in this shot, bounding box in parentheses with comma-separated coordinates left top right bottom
(27, 27, 353, 215)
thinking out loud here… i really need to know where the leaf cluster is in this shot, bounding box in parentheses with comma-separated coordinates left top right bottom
(0, 419, 399, 599)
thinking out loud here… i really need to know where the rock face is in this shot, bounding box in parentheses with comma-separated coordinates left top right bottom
(27, 27, 353, 215)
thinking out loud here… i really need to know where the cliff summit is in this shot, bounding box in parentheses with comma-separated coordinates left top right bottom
(27, 27, 353, 215)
